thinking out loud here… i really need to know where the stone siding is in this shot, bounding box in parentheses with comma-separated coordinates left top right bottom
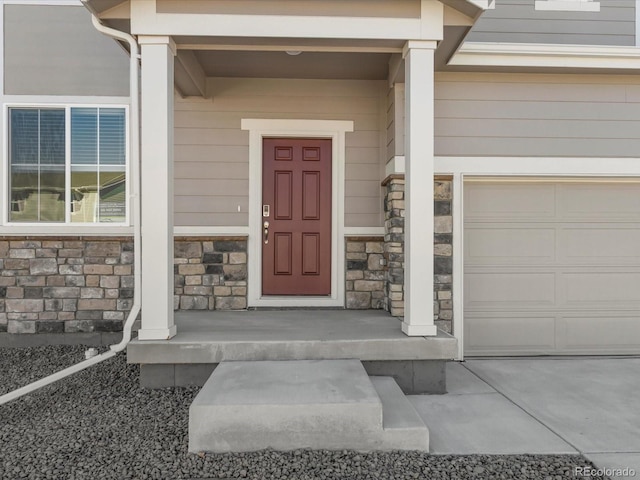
(174, 237, 247, 311)
(345, 237, 385, 309)
(0, 236, 249, 335)
(382, 175, 454, 333)
(383, 176, 405, 317)
(434, 178, 453, 333)
(0, 237, 134, 334)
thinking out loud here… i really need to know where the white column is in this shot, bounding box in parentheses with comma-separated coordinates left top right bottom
(138, 36, 177, 340)
(402, 41, 437, 336)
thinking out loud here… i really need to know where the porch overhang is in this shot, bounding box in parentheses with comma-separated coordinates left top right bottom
(82, 0, 493, 95)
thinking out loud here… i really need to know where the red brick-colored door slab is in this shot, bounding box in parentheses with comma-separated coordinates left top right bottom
(262, 138, 332, 295)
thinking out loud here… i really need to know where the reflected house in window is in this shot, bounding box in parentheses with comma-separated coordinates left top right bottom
(71, 171, 126, 223)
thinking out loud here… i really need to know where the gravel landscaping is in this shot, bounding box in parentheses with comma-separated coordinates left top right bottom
(0, 345, 606, 480)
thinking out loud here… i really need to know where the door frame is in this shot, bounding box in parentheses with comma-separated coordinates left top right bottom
(242, 118, 354, 307)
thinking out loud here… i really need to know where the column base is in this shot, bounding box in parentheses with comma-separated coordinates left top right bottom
(401, 322, 437, 337)
(138, 325, 177, 341)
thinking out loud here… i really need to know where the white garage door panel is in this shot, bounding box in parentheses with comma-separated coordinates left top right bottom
(465, 316, 556, 353)
(560, 227, 640, 263)
(559, 315, 640, 352)
(465, 183, 555, 220)
(466, 228, 555, 265)
(559, 184, 640, 221)
(465, 180, 640, 355)
(465, 273, 556, 308)
(563, 273, 640, 307)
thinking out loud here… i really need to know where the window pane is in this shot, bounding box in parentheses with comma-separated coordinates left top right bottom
(71, 166, 98, 223)
(39, 165, 65, 222)
(40, 110, 65, 165)
(99, 167, 126, 222)
(71, 108, 97, 165)
(10, 109, 38, 165)
(9, 108, 64, 222)
(10, 165, 38, 222)
(99, 108, 126, 165)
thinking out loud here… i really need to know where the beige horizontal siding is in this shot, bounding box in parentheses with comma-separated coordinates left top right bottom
(174, 78, 385, 228)
(467, 0, 635, 46)
(158, 0, 420, 18)
(4, 5, 129, 96)
(435, 73, 640, 158)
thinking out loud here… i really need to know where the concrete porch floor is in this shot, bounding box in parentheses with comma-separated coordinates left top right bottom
(127, 309, 458, 393)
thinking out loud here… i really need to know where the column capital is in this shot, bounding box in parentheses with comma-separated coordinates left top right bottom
(138, 35, 177, 55)
(402, 40, 438, 58)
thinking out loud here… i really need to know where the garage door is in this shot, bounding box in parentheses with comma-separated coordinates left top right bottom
(464, 180, 640, 356)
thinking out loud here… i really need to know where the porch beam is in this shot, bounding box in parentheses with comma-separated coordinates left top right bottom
(130, 0, 444, 40)
(138, 35, 177, 340)
(175, 50, 207, 98)
(402, 41, 437, 337)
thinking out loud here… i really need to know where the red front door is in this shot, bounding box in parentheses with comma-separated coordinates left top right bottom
(262, 138, 332, 295)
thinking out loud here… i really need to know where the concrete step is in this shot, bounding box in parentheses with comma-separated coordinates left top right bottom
(370, 376, 429, 451)
(188, 359, 429, 453)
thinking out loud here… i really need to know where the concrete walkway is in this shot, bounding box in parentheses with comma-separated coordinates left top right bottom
(409, 358, 640, 479)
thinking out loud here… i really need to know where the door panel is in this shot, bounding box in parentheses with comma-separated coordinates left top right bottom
(262, 138, 331, 295)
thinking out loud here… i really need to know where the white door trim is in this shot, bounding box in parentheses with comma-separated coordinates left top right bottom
(436, 156, 640, 359)
(241, 118, 354, 307)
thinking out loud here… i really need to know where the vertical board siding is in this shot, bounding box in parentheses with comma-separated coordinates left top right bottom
(174, 78, 385, 227)
(467, 0, 635, 46)
(4, 5, 129, 96)
(434, 72, 640, 157)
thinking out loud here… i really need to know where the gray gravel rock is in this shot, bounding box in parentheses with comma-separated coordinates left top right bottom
(0, 346, 607, 480)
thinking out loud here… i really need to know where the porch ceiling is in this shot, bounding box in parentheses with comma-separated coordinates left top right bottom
(192, 50, 391, 80)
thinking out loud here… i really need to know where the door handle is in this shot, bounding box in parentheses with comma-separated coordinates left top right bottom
(263, 221, 270, 244)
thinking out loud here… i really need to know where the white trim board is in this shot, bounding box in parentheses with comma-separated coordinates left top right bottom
(343, 227, 385, 236)
(535, 0, 600, 12)
(450, 42, 640, 70)
(435, 156, 640, 176)
(241, 118, 354, 308)
(173, 226, 249, 236)
(1, 1, 81, 5)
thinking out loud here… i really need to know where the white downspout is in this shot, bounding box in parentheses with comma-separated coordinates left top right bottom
(0, 13, 142, 405)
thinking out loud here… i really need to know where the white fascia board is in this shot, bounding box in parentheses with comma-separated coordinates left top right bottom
(132, 13, 441, 41)
(450, 42, 640, 70)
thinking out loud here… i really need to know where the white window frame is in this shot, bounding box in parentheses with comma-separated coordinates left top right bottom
(535, 0, 600, 12)
(3, 103, 130, 227)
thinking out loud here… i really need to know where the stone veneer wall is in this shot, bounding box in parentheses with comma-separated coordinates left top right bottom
(0, 237, 134, 334)
(0, 236, 249, 335)
(382, 175, 454, 333)
(173, 237, 247, 311)
(345, 237, 385, 309)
